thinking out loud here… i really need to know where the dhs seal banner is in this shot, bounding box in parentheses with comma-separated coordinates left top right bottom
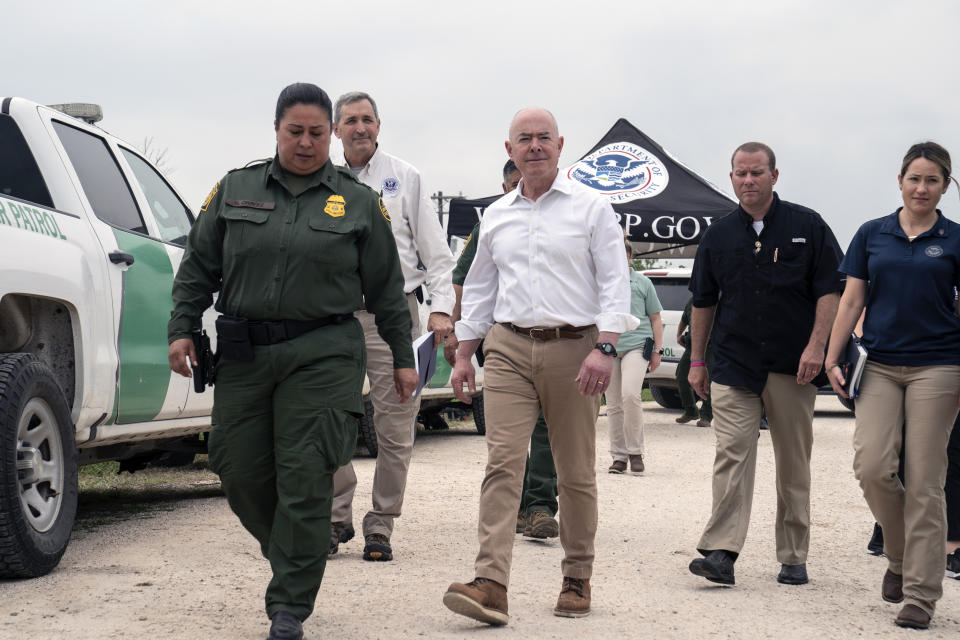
(567, 142, 669, 203)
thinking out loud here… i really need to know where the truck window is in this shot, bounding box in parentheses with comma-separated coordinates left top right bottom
(649, 277, 691, 311)
(0, 115, 54, 208)
(52, 121, 147, 235)
(120, 148, 194, 247)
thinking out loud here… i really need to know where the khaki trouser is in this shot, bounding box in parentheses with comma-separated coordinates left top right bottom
(852, 361, 960, 617)
(606, 348, 649, 460)
(697, 373, 816, 564)
(475, 323, 601, 587)
(331, 293, 421, 537)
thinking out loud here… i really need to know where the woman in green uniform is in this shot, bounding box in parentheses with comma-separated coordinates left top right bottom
(168, 83, 416, 640)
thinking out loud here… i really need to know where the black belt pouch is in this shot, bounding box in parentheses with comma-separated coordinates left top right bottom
(215, 315, 255, 362)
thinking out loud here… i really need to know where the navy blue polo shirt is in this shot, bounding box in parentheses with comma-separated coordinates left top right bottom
(840, 209, 960, 366)
(689, 193, 845, 395)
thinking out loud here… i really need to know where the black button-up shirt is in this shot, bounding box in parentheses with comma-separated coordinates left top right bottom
(689, 193, 844, 395)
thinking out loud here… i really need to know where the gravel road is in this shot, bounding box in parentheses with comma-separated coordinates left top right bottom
(1, 396, 957, 639)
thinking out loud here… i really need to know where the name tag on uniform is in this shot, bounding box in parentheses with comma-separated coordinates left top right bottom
(792, 237, 807, 244)
(225, 198, 275, 210)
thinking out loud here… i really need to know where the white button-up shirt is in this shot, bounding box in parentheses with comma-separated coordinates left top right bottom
(336, 146, 456, 315)
(456, 172, 638, 340)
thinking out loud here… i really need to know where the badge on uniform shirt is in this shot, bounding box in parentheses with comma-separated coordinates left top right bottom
(382, 176, 400, 196)
(926, 245, 944, 257)
(378, 197, 391, 222)
(325, 194, 346, 218)
(200, 181, 220, 213)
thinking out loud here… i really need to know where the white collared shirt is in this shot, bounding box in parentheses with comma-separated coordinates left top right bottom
(336, 146, 456, 315)
(456, 172, 639, 340)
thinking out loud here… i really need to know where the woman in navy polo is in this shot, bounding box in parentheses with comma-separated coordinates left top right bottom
(826, 141, 960, 630)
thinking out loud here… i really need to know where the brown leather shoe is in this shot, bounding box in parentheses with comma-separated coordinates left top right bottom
(554, 577, 591, 617)
(524, 509, 559, 539)
(882, 569, 903, 603)
(675, 413, 698, 424)
(895, 604, 930, 629)
(608, 460, 627, 474)
(629, 454, 645, 474)
(443, 577, 508, 625)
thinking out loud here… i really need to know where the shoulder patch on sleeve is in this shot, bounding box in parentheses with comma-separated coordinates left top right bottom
(379, 197, 391, 222)
(200, 181, 220, 213)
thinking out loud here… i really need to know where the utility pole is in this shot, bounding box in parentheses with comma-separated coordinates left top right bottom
(430, 190, 463, 226)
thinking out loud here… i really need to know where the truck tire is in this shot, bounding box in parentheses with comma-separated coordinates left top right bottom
(357, 401, 377, 458)
(0, 353, 78, 578)
(471, 394, 486, 436)
(648, 384, 683, 410)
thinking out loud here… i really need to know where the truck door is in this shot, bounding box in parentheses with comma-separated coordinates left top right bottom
(49, 120, 188, 424)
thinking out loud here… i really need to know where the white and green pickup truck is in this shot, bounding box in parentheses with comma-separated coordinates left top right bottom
(0, 97, 217, 579)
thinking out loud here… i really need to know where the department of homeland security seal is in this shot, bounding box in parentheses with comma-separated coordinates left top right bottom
(382, 176, 400, 196)
(926, 245, 944, 257)
(567, 142, 669, 203)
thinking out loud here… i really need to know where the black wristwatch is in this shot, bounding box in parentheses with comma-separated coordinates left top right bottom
(594, 342, 618, 357)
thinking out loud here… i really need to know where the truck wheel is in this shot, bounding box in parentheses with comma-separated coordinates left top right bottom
(357, 401, 377, 458)
(0, 353, 77, 578)
(648, 384, 684, 410)
(471, 394, 486, 436)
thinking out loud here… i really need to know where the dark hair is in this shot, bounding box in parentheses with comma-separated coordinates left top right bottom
(900, 141, 952, 182)
(334, 91, 379, 124)
(731, 141, 776, 171)
(502, 159, 518, 181)
(274, 83, 332, 125)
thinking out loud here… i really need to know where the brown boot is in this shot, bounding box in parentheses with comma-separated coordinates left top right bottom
(443, 577, 509, 625)
(895, 604, 930, 629)
(554, 577, 591, 617)
(629, 454, 645, 474)
(881, 569, 903, 603)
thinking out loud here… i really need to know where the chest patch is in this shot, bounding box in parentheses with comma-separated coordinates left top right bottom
(325, 194, 346, 218)
(925, 245, 944, 258)
(382, 176, 400, 196)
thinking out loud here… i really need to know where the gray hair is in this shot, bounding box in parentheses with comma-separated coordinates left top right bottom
(334, 91, 379, 124)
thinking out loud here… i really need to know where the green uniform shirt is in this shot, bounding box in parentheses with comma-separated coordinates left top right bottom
(452, 221, 481, 287)
(615, 270, 663, 355)
(169, 156, 414, 369)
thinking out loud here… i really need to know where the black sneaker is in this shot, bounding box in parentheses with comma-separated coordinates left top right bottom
(867, 523, 884, 556)
(328, 521, 355, 556)
(946, 549, 960, 580)
(363, 533, 393, 561)
(268, 611, 303, 640)
(689, 550, 735, 585)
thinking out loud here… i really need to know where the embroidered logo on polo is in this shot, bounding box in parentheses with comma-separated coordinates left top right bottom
(925, 245, 944, 257)
(324, 194, 346, 218)
(382, 176, 400, 196)
(378, 198, 391, 222)
(567, 142, 669, 203)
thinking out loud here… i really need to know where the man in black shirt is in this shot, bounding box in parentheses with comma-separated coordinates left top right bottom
(686, 142, 843, 587)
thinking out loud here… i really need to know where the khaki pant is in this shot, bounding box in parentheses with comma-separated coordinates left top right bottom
(852, 361, 960, 617)
(697, 373, 816, 564)
(331, 293, 421, 537)
(475, 323, 601, 587)
(606, 348, 649, 460)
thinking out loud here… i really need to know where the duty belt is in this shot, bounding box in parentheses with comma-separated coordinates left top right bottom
(502, 323, 592, 341)
(247, 316, 351, 345)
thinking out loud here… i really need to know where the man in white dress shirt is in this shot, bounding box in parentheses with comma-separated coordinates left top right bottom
(330, 91, 456, 562)
(442, 107, 637, 624)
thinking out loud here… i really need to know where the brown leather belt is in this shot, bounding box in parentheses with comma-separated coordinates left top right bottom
(502, 323, 592, 341)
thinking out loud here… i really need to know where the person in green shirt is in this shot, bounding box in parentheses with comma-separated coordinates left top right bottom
(445, 159, 560, 539)
(606, 240, 663, 475)
(167, 83, 416, 640)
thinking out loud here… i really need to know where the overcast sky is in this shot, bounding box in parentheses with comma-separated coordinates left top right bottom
(5, 0, 959, 247)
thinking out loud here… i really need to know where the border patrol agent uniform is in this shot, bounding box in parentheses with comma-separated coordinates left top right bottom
(169, 157, 413, 622)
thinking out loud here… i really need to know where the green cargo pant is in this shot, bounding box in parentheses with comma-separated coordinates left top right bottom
(676, 346, 713, 421)
(519, 413, 558, 516)
(208, 320, 364, 622)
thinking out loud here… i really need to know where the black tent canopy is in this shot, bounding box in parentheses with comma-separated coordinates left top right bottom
(447, 118, 736, 258)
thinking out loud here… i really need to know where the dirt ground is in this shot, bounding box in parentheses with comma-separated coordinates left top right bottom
(1, 396, 958, 639)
